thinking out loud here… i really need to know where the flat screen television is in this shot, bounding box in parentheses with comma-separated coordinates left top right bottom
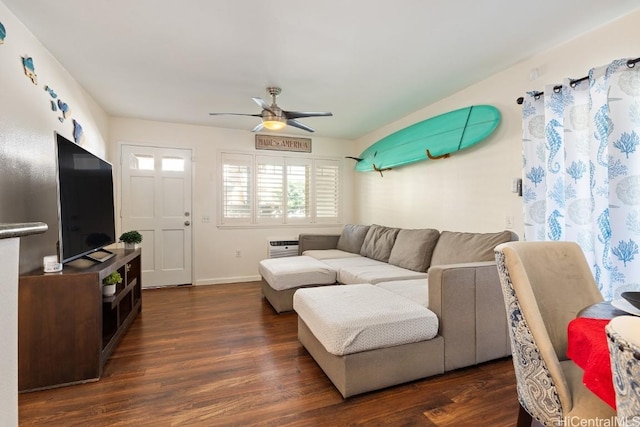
(55, 132, 116, 263)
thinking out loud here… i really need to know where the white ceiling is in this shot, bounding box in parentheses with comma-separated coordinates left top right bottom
(4, 0, 640, 139)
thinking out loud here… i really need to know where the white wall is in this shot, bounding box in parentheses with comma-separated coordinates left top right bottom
(0, 0, 110, 272)
(354, 10, 640, 239)
(109, 118, 355, 284)
(4, 0, 639, 280)
(0, 2, 109, 424)
(109, 10, 640, 283)
(0, 238, 19, 427)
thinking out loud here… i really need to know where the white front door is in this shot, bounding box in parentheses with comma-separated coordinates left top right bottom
(121, 145, 193, 288)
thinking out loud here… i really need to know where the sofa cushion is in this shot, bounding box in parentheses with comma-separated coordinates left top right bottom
(293, 284, 438, 356)
(359, 224, 400, 262)
(258, 256, 337, 291)
(303, 249, 362, 260)
(375, 278, 430, 307)
(430, 230, 513, 265)
(336, 224, 370, 254)
(321, 256, 387, 271)
(388, 228, 440, 272)
(338, 263, 428, 285)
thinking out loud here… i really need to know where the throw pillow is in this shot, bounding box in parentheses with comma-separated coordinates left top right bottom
(359, 224, 400, 262)
(430, 230, 513, 265)
(336, 224, 370, 254)
(388, 228, 440, 272)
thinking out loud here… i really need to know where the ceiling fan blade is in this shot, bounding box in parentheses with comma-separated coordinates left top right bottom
(210, 88, 331, 133)
(283, 111, 333, 120)
(286, 119, 315, 133)
(252, 97, 273, 112)
(209, 112, 262, 117)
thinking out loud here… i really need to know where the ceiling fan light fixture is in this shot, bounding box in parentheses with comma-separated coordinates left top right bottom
(209, 87, 331, 133)
(262, 118, 286, 130)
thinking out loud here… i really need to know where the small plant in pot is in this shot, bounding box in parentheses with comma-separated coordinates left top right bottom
(119, 230, 142, 250)
(103, 271, 122, 297)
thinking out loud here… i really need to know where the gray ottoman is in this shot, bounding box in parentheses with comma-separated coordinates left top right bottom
(258, 255, 337, 313)
(294, 284, 444, 397)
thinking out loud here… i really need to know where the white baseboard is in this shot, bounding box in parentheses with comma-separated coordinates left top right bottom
(195, 275, 262, 286)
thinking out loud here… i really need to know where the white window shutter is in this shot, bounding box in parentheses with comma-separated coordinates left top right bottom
(256, 156, 284, 223)
(219, 152, 341, 226)
(286, 159, 312, 223)
(221, 153, 252, 224)
(314, 159, 340, 222)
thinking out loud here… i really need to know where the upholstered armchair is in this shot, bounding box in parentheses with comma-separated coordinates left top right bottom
(606, 315, 640, 424)
(494, 241, 616, 426)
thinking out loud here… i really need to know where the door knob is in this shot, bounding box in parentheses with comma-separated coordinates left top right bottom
(184, 221, 191, 226)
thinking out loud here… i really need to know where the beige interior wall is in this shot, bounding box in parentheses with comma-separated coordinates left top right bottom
(0, 238, 20, 426)
(353, 10, 640, 239)
(0, 1, 109, 273)
(108, 118, 355, 284)
(3, 0, 639, 282)
(0, 3, 110, 423)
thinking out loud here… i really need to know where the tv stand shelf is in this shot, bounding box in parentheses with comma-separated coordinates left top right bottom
(104, 277, 138, 307)
(18, 248, 142, 392)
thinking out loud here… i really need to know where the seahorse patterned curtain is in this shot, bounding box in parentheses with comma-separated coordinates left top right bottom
(521, 58, 640, 300)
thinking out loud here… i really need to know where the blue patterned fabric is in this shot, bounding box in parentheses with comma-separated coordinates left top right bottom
(522, 59, 640, 300)
(606, 319, 640, 422)
(495, 250, 564, 425)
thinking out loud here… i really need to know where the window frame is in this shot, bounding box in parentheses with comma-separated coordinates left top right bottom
(218, 150, 342, 228)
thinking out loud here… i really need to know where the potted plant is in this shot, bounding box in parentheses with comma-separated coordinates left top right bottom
(102, 271, 122, 297)
(119, 230, 142, 250)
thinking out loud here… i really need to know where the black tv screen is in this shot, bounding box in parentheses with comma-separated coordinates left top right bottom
(55, 133, 116, 263)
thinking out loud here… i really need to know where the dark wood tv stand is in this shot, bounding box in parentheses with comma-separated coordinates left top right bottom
(18, 248, 142, 392)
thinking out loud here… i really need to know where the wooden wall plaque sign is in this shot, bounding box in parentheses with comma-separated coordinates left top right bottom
(255, 135, 312, 153)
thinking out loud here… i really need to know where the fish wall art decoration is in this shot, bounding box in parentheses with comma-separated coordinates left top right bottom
(13, 42, 87, 145)
(57, 100, 70, 121)
(44, 85, 57, 98)
(21, 55, 37, 84)
(73, 120, 85, 145)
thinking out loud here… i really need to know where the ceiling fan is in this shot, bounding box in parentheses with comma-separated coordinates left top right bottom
(209, 87, 332, 133)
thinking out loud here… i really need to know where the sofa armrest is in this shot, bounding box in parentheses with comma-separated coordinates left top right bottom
(428, 261, 510, 371)
(298, 234, 341, 255)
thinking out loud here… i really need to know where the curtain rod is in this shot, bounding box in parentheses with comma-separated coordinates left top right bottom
(516, 57, 640, 105)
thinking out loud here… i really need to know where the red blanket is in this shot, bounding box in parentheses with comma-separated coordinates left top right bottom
(566, 317, 615, 409)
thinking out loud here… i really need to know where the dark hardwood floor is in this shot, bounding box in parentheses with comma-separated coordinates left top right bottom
(19, 282, 520, 426)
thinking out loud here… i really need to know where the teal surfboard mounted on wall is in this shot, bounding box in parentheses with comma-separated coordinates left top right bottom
(351, 105, 500, 174)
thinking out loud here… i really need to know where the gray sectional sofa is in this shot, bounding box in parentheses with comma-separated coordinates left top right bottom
(299, 224, 515, 284)
(258, 224, 517, 396)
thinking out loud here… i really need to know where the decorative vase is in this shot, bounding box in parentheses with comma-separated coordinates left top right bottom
(124, 242, 136, 250)
(103, 284, 116, 297)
